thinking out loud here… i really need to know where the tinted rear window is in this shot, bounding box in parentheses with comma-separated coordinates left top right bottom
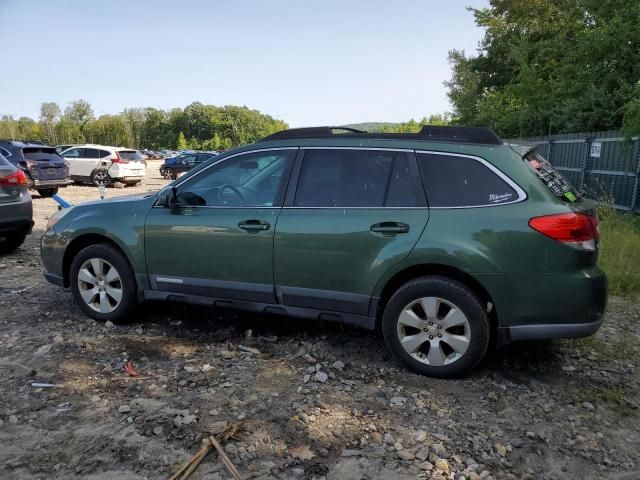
(295, 149, 393, 207)
(525, 150, 579, 202)
(118, 150, 143, 161)
(0, 153, 11, 166)
(417, 153, 518, 207)
(23, 147, 57, 155)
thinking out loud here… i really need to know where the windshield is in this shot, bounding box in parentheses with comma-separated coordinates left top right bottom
(525, 150, 579, 202)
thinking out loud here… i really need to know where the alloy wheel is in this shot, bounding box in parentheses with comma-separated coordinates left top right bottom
(396, 296, 471, 366)
(77, 258, 123, 313)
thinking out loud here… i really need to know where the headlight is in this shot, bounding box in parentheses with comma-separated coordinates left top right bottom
(46, 207, 73, 231)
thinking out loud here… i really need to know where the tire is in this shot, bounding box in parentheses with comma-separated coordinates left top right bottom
(0, 232, 27, 254)
(37, 187, 59, 198)
(91, 169, 112, 187)
(170, 172, 178, 180)
(69, 243, 137, 323)
(381, 276, 490, 378)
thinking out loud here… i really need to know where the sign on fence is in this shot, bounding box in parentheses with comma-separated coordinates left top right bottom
(590, 142, 601, 158)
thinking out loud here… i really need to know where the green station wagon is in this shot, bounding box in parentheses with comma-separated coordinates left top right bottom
(41, 126, 607, 377)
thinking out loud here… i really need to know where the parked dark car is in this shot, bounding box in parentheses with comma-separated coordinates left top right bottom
(0, 140, 70, 197)
(159, 152, 218, 179)
(0, 152, 32, 253)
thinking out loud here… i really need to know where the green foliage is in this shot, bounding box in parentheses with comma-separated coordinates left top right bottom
(378, 114, 451, 133)
(598, 209, 640, 297)
(177, 131, 187, 150)
(446, 0, 640, 137)
(0, 100, 288, 150)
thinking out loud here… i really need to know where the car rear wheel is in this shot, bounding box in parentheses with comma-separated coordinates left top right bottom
(0, 232, 27, 254)
(91, 169, 112, 187)
(162, 170, 173, 180)
(70, 244, 137, 323)
(37, 187, 58, 198)
(382, 276, 490, 378)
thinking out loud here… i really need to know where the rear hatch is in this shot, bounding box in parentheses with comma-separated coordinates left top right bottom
(518, 145, 600, 264)
(22, 147, 69, 181)
(117, 150, 145, 176)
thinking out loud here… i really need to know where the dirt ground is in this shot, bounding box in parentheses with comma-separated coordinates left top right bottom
(1, 160, 639, 480)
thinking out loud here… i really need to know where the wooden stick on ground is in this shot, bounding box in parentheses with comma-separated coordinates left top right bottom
(169, 422, 244, 480)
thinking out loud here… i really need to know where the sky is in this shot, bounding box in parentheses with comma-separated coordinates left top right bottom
(0, 0, 487, 127)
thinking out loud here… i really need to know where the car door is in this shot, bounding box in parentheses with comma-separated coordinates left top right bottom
(144, 147, 297, 303)
(273, 148, 429, 319)
(61, 147, 84, 178)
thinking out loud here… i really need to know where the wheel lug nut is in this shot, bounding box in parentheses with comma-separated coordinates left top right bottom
(438, 334, 442, 338)
(437, 325, 442, 329)
(429, 335, 433, 339)
(429, 322, 433, 325)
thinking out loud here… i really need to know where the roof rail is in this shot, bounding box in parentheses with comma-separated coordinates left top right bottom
(258, 125, 502, 145)
(260, 126, 366, 142)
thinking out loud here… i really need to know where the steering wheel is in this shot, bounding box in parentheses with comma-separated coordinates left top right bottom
(219, 184, 245, 205)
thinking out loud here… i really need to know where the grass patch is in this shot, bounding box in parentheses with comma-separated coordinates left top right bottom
(571, 335, 639, 362)
(597, 205, 640, 296)
(578, 386, 637, 418)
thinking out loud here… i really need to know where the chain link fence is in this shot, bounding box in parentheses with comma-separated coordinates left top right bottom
(507, 130, 640, 211)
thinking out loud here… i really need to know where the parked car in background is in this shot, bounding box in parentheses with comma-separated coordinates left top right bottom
(159, 152, 218, 179)
(41, 125, 607, 378)
(60, 145, 146, 186)
(56, 144, 77, 154)
(0, 152, 32, 253)
(0, 140, 70, 197)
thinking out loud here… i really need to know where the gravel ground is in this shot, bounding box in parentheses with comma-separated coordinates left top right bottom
(0, 160, 639, 480)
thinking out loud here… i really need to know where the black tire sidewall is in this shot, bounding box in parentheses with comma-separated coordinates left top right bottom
(0, 232, 27, 254)
(382, 276, 489, 378)
(37, 187, 58, 197)
(69, 244, 137, 323)
(91, 169, 112, 187)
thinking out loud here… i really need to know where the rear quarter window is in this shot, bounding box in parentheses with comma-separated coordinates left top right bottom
(417, 152, 519, 207)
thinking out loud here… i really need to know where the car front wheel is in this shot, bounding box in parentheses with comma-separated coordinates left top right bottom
(70, 244, 137, 323)
(382, 276, 490, 378)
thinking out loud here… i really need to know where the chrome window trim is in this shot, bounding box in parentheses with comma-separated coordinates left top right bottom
(415, 149, 527, 209)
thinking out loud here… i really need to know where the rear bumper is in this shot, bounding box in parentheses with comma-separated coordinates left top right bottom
(31, 178, 72, 188)
(0, 218, 33, 235)
(480, 265, 608, 345)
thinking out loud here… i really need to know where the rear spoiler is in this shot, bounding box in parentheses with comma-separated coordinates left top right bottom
(507, 143, 537, 158)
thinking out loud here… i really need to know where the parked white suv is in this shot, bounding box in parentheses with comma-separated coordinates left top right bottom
(60, 145, 146, 186)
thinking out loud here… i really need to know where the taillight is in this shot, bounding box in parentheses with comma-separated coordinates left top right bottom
(112, 152, 129, 164)
(529, 212, 599, 251)
(0, 170, 28, 186)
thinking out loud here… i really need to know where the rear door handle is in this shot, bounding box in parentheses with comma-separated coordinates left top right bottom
(238, 220, 270, 232)
(370, 222, 410, 234)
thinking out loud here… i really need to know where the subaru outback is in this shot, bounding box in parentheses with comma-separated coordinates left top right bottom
(0, 140, 70, 197)
(41, 126, 607, 377)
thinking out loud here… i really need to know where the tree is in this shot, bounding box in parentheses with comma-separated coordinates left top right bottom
(177, 131, 187, 150)
(445, 0, 640, 137)
(63, 99, 94, 142)
(39, 102, 61, 144)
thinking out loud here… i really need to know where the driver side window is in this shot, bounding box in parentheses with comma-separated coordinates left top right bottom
(176, 149, 295, 207)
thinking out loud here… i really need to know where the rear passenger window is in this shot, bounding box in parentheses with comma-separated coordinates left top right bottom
(99, 150, 111, 158)
(82, 148, 101, 158)
(417, 153, 518, 207)
(295, 150, 394, 207)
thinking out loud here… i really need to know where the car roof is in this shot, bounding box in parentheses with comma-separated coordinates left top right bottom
(67, 144, 138, 151)
(0, 140, 53, 148)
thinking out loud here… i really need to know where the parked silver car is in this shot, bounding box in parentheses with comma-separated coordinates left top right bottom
(0, 152, 32, 253)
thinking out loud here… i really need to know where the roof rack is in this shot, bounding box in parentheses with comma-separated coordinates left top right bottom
(258, 125, 502, 145)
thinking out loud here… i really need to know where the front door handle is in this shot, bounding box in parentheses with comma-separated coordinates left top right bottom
(238, 220, 270, 232)
(370, 222, 410, 235)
